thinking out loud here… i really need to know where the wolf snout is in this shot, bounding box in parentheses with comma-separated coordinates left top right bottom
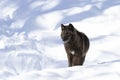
(62, 37, 67, 41)
(61, 36, 68, 41)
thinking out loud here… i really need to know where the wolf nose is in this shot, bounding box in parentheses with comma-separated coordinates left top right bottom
(62, 37, 65, 41)
(62, 38, 66, 41)
(61, 36, 65, 41)
(62, 37, 68, 41)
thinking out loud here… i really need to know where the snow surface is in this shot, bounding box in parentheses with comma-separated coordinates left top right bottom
(0, 0, 120, 80)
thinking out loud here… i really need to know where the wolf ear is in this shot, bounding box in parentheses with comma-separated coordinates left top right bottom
(69, 23, 73, 26)
(61, 24, 64, 30)
(69, 23, 74, 31)
(61, 24, 64, 27)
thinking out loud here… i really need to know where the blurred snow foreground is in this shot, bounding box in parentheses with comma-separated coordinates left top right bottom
(5, 61, 120, 80)
(0, 0, 120, 80)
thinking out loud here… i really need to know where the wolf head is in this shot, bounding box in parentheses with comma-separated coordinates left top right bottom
(61, 23, 75, 43)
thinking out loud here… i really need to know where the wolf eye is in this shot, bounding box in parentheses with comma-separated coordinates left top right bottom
(68, 27, 73, 31)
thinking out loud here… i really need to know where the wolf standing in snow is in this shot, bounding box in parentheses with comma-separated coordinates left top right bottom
(61, 23, 90, 67)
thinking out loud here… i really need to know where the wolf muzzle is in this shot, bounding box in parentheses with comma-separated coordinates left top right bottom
(61, 36, 71, 43)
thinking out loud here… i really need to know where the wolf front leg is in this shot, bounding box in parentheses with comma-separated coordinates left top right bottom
(67, 53, 73, 67)
(72, 54, 83, 66)
(72, 50, 84, 66)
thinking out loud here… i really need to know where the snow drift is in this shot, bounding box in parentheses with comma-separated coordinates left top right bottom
(0, 0, 120, 80)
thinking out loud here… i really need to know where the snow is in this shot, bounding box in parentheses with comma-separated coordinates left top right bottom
(5, 61, 120, 80)
(0, 0, 120, 80)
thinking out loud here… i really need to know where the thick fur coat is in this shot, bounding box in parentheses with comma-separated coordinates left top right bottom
(61, 23, 90, 67)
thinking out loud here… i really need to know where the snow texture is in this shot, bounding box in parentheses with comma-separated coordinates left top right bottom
(0, 0, 120, 80)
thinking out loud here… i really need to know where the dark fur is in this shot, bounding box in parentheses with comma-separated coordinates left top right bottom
(61, 23, 90, 67)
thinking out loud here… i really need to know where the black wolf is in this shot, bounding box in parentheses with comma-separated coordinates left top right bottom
(61, 23, 90, 67)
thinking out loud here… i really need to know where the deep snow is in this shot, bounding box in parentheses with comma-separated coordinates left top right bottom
(0, 0, 120, 80)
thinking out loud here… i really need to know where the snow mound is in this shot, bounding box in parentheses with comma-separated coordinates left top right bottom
(7, 60, 120, 80)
